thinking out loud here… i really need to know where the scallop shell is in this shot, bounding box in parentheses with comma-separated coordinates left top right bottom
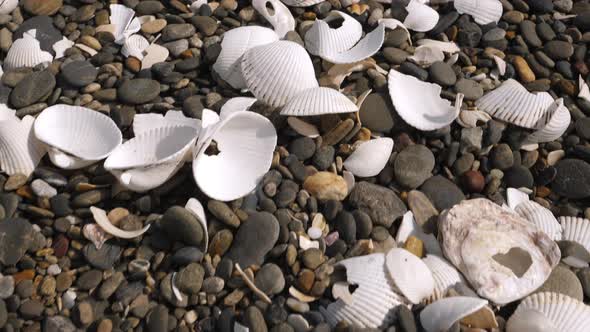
(560, 217, 590, 252)
(213, 26, 279, 89)
(395, 211, 442, 256)
(185, 198, 209, 253)
(133, 110, 201, 137)
(420, 297, 489, 332)
(141, 43, 169, 70)
(343, 137, 393, 177)
(506, 309, 559, 332)
(4, 31, 53, 70)
(320, 253, 410, 328)
(403, 0, 439, 32)
(523, 98, 571, 144)
(122, 34, 149, 60)
(385, 248, 435, 304)
(321, 23, 386, 64)
(280, 0, 325, 7)
(53, 37, 75, 60)
(219, 97, 257, 119)
(34, 105, 122, 169)
(506, 187, 529, 210)
(241, 40, 319, 108)
(475, 79, 556, 129)
(408, 45, 445, 67)
(579, 75, 590, 103)
(416, 39, 460, 53)
(192, 111, 277, 201)
(509, 292, 590, 332)
(287, 117, 320, 138)
(422, 254, 471, 303)
(454, 0, 503, 25)
(110, 4, 141, 44)
(104, 125, 197, 192)
(515, 200, 562, 241)
(0, 115, 46, 177)
(388, 69, 462, 131)
(252, 0, 295, 38)
(0, 0, 18, 15)
(304, 11, 363, 57)
(280, 87, 358, 116)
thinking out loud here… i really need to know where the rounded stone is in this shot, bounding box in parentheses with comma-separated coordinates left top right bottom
(553, 159, 590, 199)
(394, 145, 435, 189)
(536, 265, 583, 301)
(429, 61, 456, 86)
(161, 206, 204, 247)
(254, 263, 285, 295)
(118, 79, 160, 104)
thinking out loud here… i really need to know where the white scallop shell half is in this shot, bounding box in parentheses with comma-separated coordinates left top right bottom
(420, 297, 489, 332)
(141, 43, 169, 70)
(110, 4, 141, 44)
(280, 87, 358, 116)
(53, 37, 75, 60)
(422, 254, 471, 303)
(385, 248, 435, 304)
(219, 97, 257, 119)
(241, 40, 319, 108)
(403, 0, 439, 32)
(192, 111, 277, 201)
(509, 292, 590, 332)
(515, 200, 562, 241)
(0, 114, 46, 177)
(506, 309, 559, 332)
(185, 198, 209, 253)
(560, 217, 590, 252)
(395, 211, 442, 256)
(34, 105, 122, 169)
(454, 0, 503, 25)
(506, 187, 530, 210)
(321, 24, 386, 64)
(408, 45, 445, 67)
(343, 137, 393, 177)
(133, 110, 201, 137)
(0, 0, 18, 15)
(104, 125, 197, 192)
(579, 75, 590, 103)
(523, 98, 571, 144)
(4, 32, 53, 70)
(122, 34, 150, 60)
(252, 0, 295, 38)
(281, 0, 325, 7)
(304, 11, 363, 57)
(388, 69, 462, 131)
(213, 26, 279, 89)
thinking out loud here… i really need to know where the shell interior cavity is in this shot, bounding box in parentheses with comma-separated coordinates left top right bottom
(252, 0, 295, 38)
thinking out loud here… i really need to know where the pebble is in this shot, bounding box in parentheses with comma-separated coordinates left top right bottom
(76, 269, 102, 290)
(303, 172, 348, 201)
(0, 218, 34, 265)
(536, 265, 584, 301)
(544, 40, 574, 60)
(552, 159, 590, 198)
(176, 263, 205, 294)
(394, 144, 435, 189)
(208, 201, 240, 228)
(289, 137, 316, 161)
(0, 276, 14, 299)
(420, 175, 465, 211)
(520, 21, 542, 48)
(142, 19, 167, 34)
(22, 0, 63, 16)
(455, 79, 483, 100)
(226, 212, 279, 267)
(43, 316, 76, 332)
(147, 305, 168, 332)
(162, 24, 196, 42)
(161, 206, 205, 246)
(254, 263, 285, 295)
(245, 306, 267, 332)
(512, 56, 536, 83)
(490, 144, 514, 170)
(359, 93, 395, 132)
(136, 1, 165, 15)
(348, 181, 407, 228)
(383, 47, 409, 65)
(429, 61, 456, 86)
(118, 79, 160, 104)
(191, 16, 218, 36)
(31, 179, 57, 198)
(504, 166, 534, 189)
(202, 276, 225, 293)
(19, 299, 44, 319)
(61, 61, 97, 87)
(578, 268, 590, 298)
(83, 243, 122, 270)
(10, 70, 55, 108)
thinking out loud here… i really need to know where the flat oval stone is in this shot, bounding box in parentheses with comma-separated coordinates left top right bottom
(10, 71, 55, 108)
(118, 79, 160, 104)
(553, 159, 590, 198)
(61, 61, 97, 87)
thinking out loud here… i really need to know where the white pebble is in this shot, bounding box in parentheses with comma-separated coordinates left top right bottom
(307, 226, 323, 240)
(62, 290, 77, 309)
(31, 179, 57, 198)
(47, 264, 62, 275)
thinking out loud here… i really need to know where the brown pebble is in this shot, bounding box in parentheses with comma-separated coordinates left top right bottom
(52, 234, 69, 258)
(297, 269, 315, 293)
(303, 172, 348, 201)
(141, 19, 167, 34)
(126, 57, 141, 73)
(512, 56, 535, 83)
(404, 236, 424, 258)
(97, 319, 113, 332)
(322, 119, 355, 146)
(461, 170, 485, 193)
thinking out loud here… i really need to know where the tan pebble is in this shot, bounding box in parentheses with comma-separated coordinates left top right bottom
(83, 83, 101, 94)
(322, 119, 355, 146)
(80, 35, 101, 51)
(461, 305, 498, 329)
(141, 19, 167, 34)
(107, 208, 129, 226)
(22, 0, 63, 16)
(355, 127, 371, 141)
(512, 55, 535, 82)
(303, 172, 348, 201)
(126, 57, 141, 73)
(97, 319, 113, 332)
(297, 269, 315, 293)
(404, 236, 424, 258)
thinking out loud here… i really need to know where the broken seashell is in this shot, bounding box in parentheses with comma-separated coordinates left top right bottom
(287, 117, 320, 138)
(241, 40, 319, 108)
(252, 0, 295, 38)
(280, 0, 325, 6)
(219, 97, 257, 119)
(132, 110, 201, 137)
(403, 0, 439, 32)
(579, 75, 590, 103)
(515, 200, 562, 241)
(122, 34, 149, 60)
(95, 24, 117, 36)
(110, 4, 141, 44)
(342, 170, 355, 194)
(34, 105, 121, 169)
(141, 43, 169, 70)
(53, 37, 75, 60)
(185, 198, 209, 253)
(213, 26, 279, 89)
(171, 272, 184, 302)
(0, 0, 18, 15)
(281, 87, 358, 116)
(461, 303, 498, 329)
(547, 149, 565, 166)
(0, 113, 46, 177)
(506, 187, 529, 211)
(332, 281, 354, 305)
(456, 109, 492, 128)
(343, 137, 393, 177)
(193, 111, 277, 201)
(454, 0, 503, 25)
(493, 55, 506, 76)
(385, 248, 435, 304)
(522, 98, 571, 145)
(319, 58, 383, 89)
(4, 30, 53, 70)
(439, 198, 560, 304)
(508, 292, 590, 332)
(75, 43, 98, 56)
(408, 45, 445, 67)
(90, 206, 150, 239)
(388, 69, 463, 131)
(289, 286, 318, 302)
(395, 211, 442, 256)
(506, 309, 559, 332)
(560, 216, 590, 253)
(420, 296, 489, 332)
(305, 11, 362, 57)
(82, 223, 113, 250)
(416, 39, 460, 54)
(105, 125, 197, 192)
(422, 254, 472, 303)
(320, 24, 386, 64)
(299, 235, 319, 250)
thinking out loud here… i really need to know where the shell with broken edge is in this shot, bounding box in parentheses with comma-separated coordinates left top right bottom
(385, 248, 435, 304)
(343, 137, 393, 178)
(515, 200, 563, 241)
(560, 216, 590, 253)
(280, 87, 358, 116)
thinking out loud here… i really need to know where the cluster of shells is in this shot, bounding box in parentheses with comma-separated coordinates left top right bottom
(0, 0, 588, 330)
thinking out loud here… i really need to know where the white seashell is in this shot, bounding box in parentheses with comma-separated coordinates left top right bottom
(560, 216, 590, 252)
(579, 75, 590, 103)
(133, 110, 201, 137)
(395, 211, 442, 256)
(403, 0, 439, 32)
(456, 109, 492, 128)
(378, 18, 411, 44)
(34, 105, 122, 169)
(420, 297, 489, 332)
(343, 170, 355, 194)
(252, 0, 295, 38)
(0, 114, 46, 177)
(104, 125, 197, 192)
(422, 254, 472, 303)
(280, 87, 358, 116)
(281, 0, 325, 7)
(241, 40, 318, 108)
(321, 24, 386, 64)
(213, 26, 279, 89)
(332, 281, 354, 305)
(506, 309, 559, 332)
(304, 11, 363, 58)
(75, 43, 98, 56)
(553, 13, 577, 20)
(506, 187, 529, 210)
(83, 223, 112, 250)
(190, 0, 208, 12)
(171, 272, 184, 302)
(439, 199, 561, 304)
(343, 137, 393, 177)
(90, 206, 150, 239)
(193, 111, 277, 201)
(110, 4, 141, 44)
(408, 45, 445, 67)
(141, 43, 169, 70)
(547, 149, 565, 166)
(4, 32, 53, 70)
(493, 55, 506, 76)
(388, 69, 462, 131)
(416, 39, 460, 53)
(185, 198, 209, 253)
(219, 97, 257, 119)
(53, 37, 75, 60)
(320, 253, 410, 328)
(0, 104, 16, 121)
(508, 292, 590, 332)
(515, 200, 562, 241)
(137, 15, 155, 25)
(454, 0, 503, 25)
(299, 235, 320, 250)
(0, 0, 18, 15)
(122, 34, 150, 60)
(287, 117, 320, 138)
(523, 98, 571, 144)
(385, 248, 435, 304)
(234, 322, 250, 332)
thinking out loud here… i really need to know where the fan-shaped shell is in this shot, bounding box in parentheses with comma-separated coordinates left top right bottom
(122, 34, 149, 59)
(579, 75, 590, 103)
(420, 297, 489, 332)
(34, 105, 122, 169)
(241, 40, 318, 108)
(280, 87, 357, 116)
(506, 187, 529, 210)
(304, 11, 363, 57)
(388, 69, 462, 131)
(422, 254, 471, 303)
(0, 0, 18, 15)
(4, 32, 53, 70)
(560, 217, 590, 252)
(110, 4, 141, 44)
(506, 309, 559, 332)
(409, 45, 445, 67)
(0, 115, 46, 177)
(281, 0, 325, 7)
(321, 24, 386, 64)
(53, 37, 75, 60)
(454, 0, 503, 25)
(343, 137, 393, 177)
(219, 97, 257, 119)
(509, 292, 590, 332)
(252, 0, 295, 38)
(515, 200, 562, 241)
(385, 248, 435, 304)
(403, 0, 439, 32)
(193, 111, 277, 201)
(523, 98, 571, 144)
(213, 26, 279, 89)
(141, 43, 169, 70)
(133, 111, 201, 137)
